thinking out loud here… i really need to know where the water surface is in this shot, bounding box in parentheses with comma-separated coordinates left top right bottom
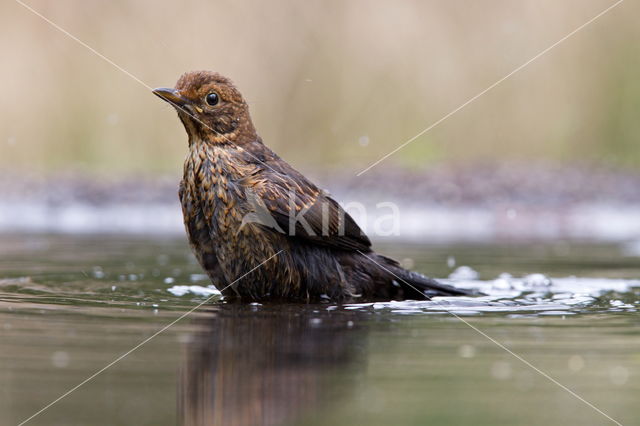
(1, 235, 639, 425)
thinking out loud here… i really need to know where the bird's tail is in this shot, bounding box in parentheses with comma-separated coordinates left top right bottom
(377, 254, 474, 298)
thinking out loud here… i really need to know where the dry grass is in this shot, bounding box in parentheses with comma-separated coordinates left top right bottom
(1, 0, 639, 176)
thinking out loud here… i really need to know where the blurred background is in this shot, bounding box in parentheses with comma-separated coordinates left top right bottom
(1, 0, 639, 240)
(1, 0, 639, 173)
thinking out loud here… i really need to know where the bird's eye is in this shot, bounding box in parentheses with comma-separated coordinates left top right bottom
(205, 92, 219, 106)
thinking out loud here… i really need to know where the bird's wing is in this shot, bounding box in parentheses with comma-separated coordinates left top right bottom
(241, 147, 371, 252)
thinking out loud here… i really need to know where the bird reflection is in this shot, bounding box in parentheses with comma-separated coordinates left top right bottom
(178, 303, 367, 426)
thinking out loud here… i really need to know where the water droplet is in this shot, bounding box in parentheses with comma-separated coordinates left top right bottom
(610, 366, 629, 385)
(492, 277, 513, 290)
(523, 274, 552, 287)
(51, 351, 70, 368)
(449, 266, 479, 280)
(458, 344, 476, 358)
(190, 274, 208, 282)
(309, 318, 322, 327)
(568, 355, 585, 372)
(491, 361, 511, 380)
(447, 256, 456, 268)
(92, 266, 105, 279)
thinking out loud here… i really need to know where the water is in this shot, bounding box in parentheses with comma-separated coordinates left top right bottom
(1, 235, 639, 426)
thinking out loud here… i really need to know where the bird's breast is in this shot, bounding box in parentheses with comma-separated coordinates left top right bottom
(183, 143, 256, 226)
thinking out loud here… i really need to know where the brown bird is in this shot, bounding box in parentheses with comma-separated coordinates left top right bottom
(153, 71, 469, 302)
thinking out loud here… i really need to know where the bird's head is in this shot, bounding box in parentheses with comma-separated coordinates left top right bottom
(153, 71, 256, 145)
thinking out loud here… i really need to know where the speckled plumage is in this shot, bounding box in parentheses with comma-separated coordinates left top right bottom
(154, 71, 469, 302)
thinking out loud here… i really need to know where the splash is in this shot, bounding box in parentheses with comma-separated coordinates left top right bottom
(342, 272, 640, 316)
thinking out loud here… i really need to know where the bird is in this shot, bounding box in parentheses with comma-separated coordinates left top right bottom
(153, 71, 470, 302)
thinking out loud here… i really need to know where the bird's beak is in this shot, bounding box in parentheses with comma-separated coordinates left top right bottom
(152, 87, 190, 107)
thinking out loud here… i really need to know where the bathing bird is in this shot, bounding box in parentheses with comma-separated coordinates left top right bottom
(153, 71, 469, 302)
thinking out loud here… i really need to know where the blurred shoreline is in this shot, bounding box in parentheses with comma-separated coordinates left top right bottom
(1, 163, 639, 245)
